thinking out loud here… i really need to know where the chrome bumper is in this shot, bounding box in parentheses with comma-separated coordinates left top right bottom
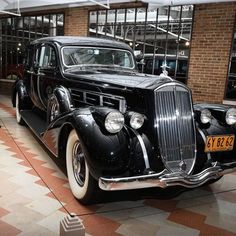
(99, 164, 236, 191)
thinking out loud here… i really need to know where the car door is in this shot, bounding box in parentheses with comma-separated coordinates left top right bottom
(37, 44, 59, 110)
(27, 44, 42, 108)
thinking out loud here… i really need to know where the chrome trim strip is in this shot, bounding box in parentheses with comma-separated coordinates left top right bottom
(70, 88, 127, 113)
(131, 129, 150, 169)
(61, 46, 135, 70)
(37, 74, 47, 109)
(99, 165, 236, 191)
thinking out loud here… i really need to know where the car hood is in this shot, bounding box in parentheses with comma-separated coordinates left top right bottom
(64, 70, 173, 90)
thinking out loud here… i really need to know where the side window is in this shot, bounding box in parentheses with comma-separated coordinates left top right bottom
(39, 45, 57, 69)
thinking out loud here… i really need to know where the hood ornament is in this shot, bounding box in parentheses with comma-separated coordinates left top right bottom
(179, 161, 187, 172)
(160, 61, 169, 77)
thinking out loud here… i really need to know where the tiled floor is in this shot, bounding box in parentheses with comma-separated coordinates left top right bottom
(0, 94, 236, 236)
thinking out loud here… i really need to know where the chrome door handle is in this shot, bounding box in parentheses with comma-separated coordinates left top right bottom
(37, 72, 45, 76)
(27, 70, 34, 74)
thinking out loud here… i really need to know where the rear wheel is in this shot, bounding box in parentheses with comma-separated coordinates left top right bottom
(15, 92, 24, 125)
(47, 95, 60, 124)
(66, 129, 97, 204)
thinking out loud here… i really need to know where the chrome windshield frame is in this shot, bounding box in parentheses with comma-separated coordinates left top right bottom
(61, 46, 136, 70)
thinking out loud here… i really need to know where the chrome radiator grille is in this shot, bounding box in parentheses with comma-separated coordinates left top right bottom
(155, 83, 196, 174)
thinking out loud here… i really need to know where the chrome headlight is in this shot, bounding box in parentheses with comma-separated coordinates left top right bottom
(226, 108, 236, 125)
(105, 111, 124, 133)
(200, 109, 212, 124)
(130, 112, 145, 129)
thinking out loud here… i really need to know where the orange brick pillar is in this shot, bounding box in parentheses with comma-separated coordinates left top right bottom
(187, 2, 236, 103)
(64, 7, 89, 36)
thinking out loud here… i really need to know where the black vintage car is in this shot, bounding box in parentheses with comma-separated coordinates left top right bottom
(12, 36, 236, 204)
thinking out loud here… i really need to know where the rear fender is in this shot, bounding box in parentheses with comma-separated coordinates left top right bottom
(13, 80, 32, 109)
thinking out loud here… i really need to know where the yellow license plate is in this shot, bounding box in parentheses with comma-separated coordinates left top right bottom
(205, 135, 235, 152)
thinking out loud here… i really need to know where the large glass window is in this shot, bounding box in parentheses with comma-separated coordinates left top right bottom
(225, 20, 236, 100)
(0, 13, 64, 81)
(89, 5, 193, 83)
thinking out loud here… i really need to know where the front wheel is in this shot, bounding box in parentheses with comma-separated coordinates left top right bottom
(66, 129, 98, 204)
(15, 92, 24, 125)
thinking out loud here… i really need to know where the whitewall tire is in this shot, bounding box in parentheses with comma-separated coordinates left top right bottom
(66, 129, 97, 204)
(15, 92, 24, 125)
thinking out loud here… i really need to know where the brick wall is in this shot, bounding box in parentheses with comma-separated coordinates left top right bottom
(64, 7, 89, 36)
(188, 2, 236, 103)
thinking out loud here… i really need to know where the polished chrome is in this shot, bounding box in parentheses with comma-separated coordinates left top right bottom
(131, 129, 150, 169)
(99, 169, 168, 190)
(99, 164, 236, 191)
(154, 82, 197, 174)
(72, 140, 86, 187)
(70, 89, 127, 113)
(26, 70, 34, 74)
(49, 95, 60, 122)
(37, 72, 45, 76)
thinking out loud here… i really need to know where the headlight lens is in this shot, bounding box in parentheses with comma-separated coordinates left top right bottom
(200, 109, 212, 124)
(130, 112, 145, 129)
(105, 111, 124, 133)
(226, 108, 236, 125)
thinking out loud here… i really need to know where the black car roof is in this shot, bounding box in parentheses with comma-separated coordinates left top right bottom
(31, 36, 132, 51)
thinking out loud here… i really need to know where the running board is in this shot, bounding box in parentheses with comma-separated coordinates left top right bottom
(20, 110, 47, 138)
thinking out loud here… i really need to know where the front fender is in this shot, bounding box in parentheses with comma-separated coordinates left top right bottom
(73, 110, 130, 179)
(53, 108, 130, 179)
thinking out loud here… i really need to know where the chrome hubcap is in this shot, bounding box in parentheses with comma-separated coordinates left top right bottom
(72, 141, 86, 187)
(50, 99, 59, 121)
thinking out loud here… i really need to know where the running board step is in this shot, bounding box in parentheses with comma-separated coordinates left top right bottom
(20, 110, 47, 138)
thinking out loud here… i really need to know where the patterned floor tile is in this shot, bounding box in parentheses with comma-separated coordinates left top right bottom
(26, 195, 64, 216)
(37, 210, 67, 234)
(116, 218, 160, 236)
(0, 220, 21, 236)
(0, 192, 32, 212)
(16, 184, 51, 199)
(2, 206, 45, 232)
(17, 224, 57, 236)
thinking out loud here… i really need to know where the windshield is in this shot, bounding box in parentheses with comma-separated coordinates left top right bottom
(62, 46, 135, 69)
